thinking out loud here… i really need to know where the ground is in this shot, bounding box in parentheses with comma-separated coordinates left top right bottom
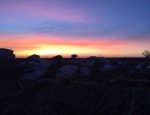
(0, 58, 150, 115)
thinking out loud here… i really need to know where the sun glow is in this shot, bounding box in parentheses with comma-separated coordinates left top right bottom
(15, 45, 101, 57)
(1, 34, 148, 58)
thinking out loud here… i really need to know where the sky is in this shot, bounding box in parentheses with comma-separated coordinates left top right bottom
(0, 0, 150, 58)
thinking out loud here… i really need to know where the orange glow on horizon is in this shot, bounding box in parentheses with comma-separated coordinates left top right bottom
(15, 45, 102, 58)
(0, 34, 149, 58)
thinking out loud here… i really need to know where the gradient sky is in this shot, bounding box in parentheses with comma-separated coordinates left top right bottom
(0, 0, 150, 58)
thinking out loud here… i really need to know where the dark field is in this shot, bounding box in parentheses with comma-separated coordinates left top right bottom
(0, 58, 150, 115)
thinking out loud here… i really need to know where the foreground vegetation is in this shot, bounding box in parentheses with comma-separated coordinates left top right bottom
(1, 78, 150, 115)
(0, 58, 150, 115)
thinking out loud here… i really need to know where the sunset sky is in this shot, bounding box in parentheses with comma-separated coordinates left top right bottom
(0, 0, 150, 58)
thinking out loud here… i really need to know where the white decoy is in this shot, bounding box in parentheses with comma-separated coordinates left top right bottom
(135, 65, 142, 70)
(20, 67, 47, 80)
(17, 62, 26, 66)
(68, 58, 81, 65)
(20, 58, 50, 81)
(55, 65, 78, 78)
(147, 65, 150, 69)
(118, 61, 124, 65)
(77, 67, 91, 77)
(0, 48, 15, 59)
(28, 58, 50, 68)
(27, 54, 40, 60)
(99, 64, 114, 71)
(80, 59, 95, 67)
(71, 54, 78, 59)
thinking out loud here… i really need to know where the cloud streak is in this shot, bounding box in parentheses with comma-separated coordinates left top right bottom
(0, 0, 150, 57)
(0, 0, 90, 23)
(0, 33, 149, 57)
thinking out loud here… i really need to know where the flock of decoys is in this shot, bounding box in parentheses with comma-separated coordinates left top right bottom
(0, 48, 150, 87)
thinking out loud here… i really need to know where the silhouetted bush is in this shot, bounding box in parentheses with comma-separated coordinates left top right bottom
(142, 50, 150, 58)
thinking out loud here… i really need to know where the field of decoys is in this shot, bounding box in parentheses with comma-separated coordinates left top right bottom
(0, 48, 150, 115)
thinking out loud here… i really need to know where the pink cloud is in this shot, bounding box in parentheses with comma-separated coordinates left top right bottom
(0, 33, 150, 57)
(0, 1, 90, 23)
(0, 33, 149, 48)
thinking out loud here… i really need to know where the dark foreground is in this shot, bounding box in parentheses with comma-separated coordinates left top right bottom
(0, 58, 150, 115)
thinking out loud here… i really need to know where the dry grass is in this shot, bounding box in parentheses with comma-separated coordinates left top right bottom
(1, 58, 150, 115)
(1, 77, 150, 115)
